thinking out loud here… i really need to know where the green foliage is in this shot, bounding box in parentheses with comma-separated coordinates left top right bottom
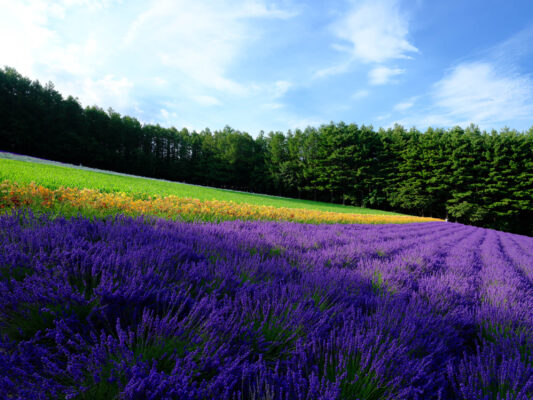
(74, 359, 122, 400)
(371, 271, 386, 295)
(1, 67, 532, 234)
(134, 336, 191, 373)
(481, 321, 533, 367)
(1, 302, 94, 342)
(0, 157, 400, 216)
(320, 349, 390, 400)
(0, 265, 33, 282)
(243, 310, 303, 364)
(310, 289, 335, 312)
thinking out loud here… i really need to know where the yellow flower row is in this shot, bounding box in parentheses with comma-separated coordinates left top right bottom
(0, 181, 440, 224)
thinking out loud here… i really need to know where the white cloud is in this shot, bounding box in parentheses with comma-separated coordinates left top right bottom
(286, 117, 325, 130)
(152, 77, 167, 86)
(393, 97, 415, 111)
(376, 113, 392, 121)
(59, 0, 116, 12)
(160, 108, 169, 119)
(56, 75, 134, 110)
(369, 66, 405, 85)
(0, 1, 56, 76)
(263, 103, 284, 110)
(0, 0, 135, 114)
(0, 0, 117, 77)
(255, 80, 292, 110)
(433, 62, 533, 125)
(352, 89, 369, 99)
(235, 1, 297, 19)
(332, 0, 417, 64)
(391, 113, 456, 130)
(313, 61, 352, 79)
(391, 62, 533, 129)
(192, 94, 222, 106)
(316, 0, 417, 81)
(0, 0, 297, 123)
(125, 0, 295, 95)
(272, 80, 292, 98)
(49, 38, 101, 77)
(0, 0, 135, 112)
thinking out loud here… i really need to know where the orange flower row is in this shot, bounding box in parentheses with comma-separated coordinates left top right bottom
(0, 181, 440, 224)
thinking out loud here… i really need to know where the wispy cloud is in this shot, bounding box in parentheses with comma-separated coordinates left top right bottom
(57, 75, 134, 110)
(0, 0, 133, 110)
(313, 61, 352, 79)
(332, 0, 417, 64)
(235, 1, 298, 19)
(0, 1, 63, 76)
(316, 0, 417, 86)
(271, 81, 292, 98)
(393, 97, 416, 111)
(376, 113, 392, 121)
(192, 94, 222, 106)
(433, 62, 533, 125)
(391, 62, 533, 129)
(352, 89, 369, 99)
(369, 66, 405, 85)
(478, 25, 533, 68)
(387, 25, 533, 131)
(125, 0, 295, 96)
(0, 0, 298, 125)
(285, 117, 325, 130)
(262, 103, 284, 110)
(3, 0, 530, 134)
(0, 0, 120, 77)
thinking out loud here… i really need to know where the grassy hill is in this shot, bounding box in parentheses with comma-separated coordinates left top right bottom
(0, 151, 403, 216)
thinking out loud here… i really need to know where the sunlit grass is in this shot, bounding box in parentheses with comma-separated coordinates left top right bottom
(0, 180, 440, 224)
(0, 154, 403, 216)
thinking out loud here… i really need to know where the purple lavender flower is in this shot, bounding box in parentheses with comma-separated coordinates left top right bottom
(0, 211, 532, 399)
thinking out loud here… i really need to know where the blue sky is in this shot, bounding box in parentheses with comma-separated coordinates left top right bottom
(2, 0, 533, 135)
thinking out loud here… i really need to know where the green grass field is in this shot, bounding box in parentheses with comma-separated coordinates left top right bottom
(0, 152, 403, 216)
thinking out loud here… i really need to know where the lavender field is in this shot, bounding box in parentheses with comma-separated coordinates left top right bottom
(1, 212, 532, 399)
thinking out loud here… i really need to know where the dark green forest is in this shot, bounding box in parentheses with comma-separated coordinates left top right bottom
(1, 67, 532, 235)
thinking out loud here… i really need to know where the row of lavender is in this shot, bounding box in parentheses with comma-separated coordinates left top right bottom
(0, 212, 532, 399)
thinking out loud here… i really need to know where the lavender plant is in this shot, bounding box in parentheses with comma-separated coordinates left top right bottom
(0, 211, 532, 399)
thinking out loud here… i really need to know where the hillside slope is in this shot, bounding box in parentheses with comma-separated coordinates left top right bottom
(0, 151, 403, 216)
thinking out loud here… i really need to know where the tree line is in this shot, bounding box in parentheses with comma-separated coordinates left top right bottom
(1, 67, 532, 235)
